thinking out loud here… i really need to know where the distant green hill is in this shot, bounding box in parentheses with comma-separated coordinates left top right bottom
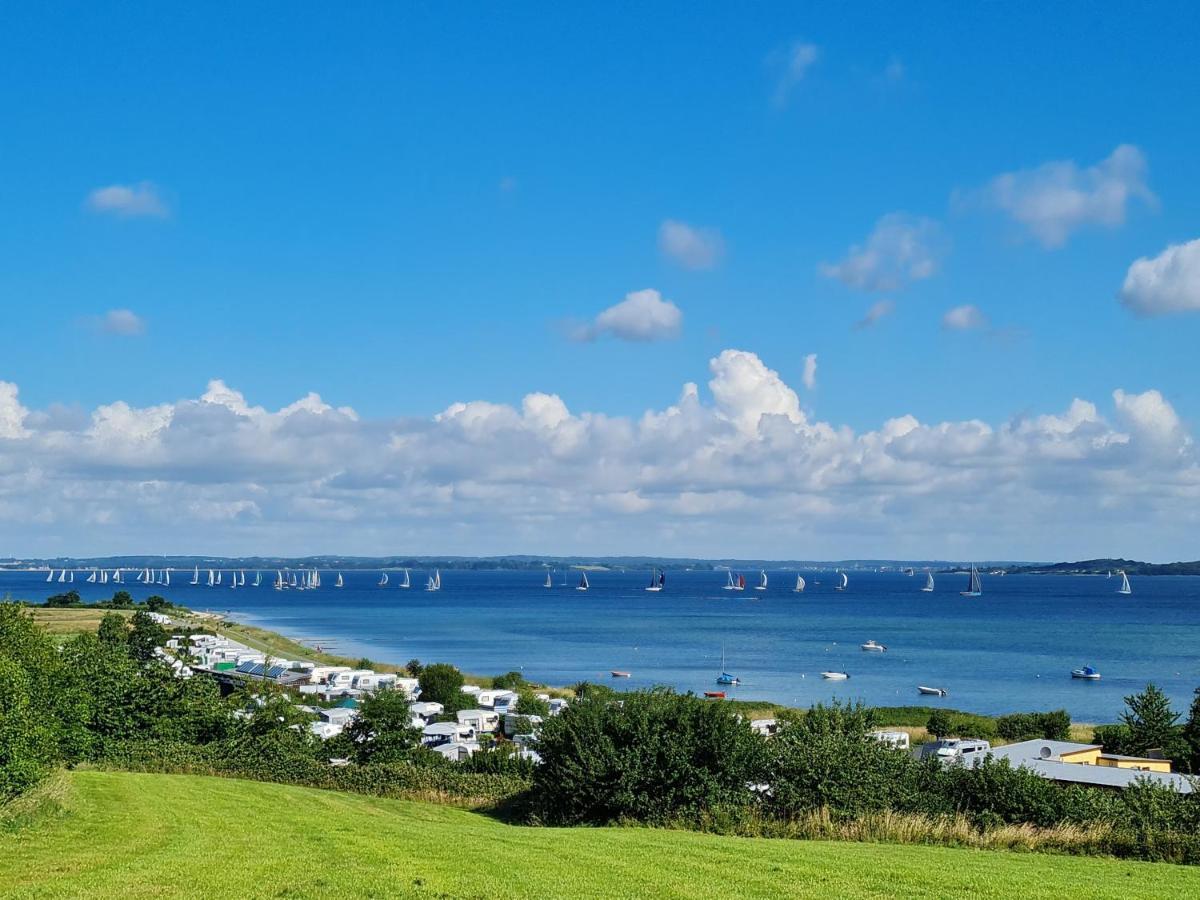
(3, 771, 1198, 899)
(1006, 558, 1200, 576)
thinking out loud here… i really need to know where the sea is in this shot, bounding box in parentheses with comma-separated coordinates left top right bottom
(7, 567, 1199, 723)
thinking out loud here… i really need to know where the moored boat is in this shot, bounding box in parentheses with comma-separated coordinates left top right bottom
(1071, 666, 1101, 680)
(960, 564, 982, 597)
(611, 670, 632, 678)
(860, 640, 887, 652)
(704, 691, 726, 699)
(918, 685, 948, 696)
(821, 671, 849, 680)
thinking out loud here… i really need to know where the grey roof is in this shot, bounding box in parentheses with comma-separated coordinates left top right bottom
(977, 740, 1193, 794)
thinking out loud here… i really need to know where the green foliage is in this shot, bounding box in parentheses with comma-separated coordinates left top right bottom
(997, 710, 1071, 742)
(492, 671, 526, 690)
(1120, 683, 1187, 761)
(356, 657, 373, 669)
(96, 613, 128, 647)
(404, 658, 423, 677)
(143, 595, 170, 613)
(569, 680, 615, 701)
(926, 709, 953, 739)
(127, 611, 167, 662)
(44, 590, 82, 608)
(531, 688, 767, 825)
(418, 663, 465, 707)
(109, 591, 134, 609)
(1183, 687, 1200, 773)
(344, 689, 421, 764)
(515, 688, 549, 718)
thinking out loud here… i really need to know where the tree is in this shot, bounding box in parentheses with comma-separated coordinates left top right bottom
(493, 671, 526, 690)
(96, 613, 128, 646)
(405, 659, 423, 677)
(515, 688, 550, 718)
(344, 689, 420, 763)
(418, 663, 465, 707)
(127, 610, 167, 662)
(144, 595, 170, 612)
(1120, 683, 1185, 760)
(1180, 687, 1200, 773)
(927, 709, 953, 740)
(110, 591, 135, 609)
(45, 590, 82, 608)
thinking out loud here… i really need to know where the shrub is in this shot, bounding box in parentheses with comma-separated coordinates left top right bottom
(927, 709, 953, 739)
(419, 663, 465, 707)
(531, 688, 767, 825)
(492, 671, 527, 690)
(997, 710, 1071, 742)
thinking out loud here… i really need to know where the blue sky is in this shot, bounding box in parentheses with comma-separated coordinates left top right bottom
(1, 3, 1199, 558)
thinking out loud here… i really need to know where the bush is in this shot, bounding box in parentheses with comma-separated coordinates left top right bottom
(492, 671, 526, 690)
(927, 709, 953, 739)
(531, 688, 767, 825)
(997, 710, 1071, 742)
(419, 663, 465, 707)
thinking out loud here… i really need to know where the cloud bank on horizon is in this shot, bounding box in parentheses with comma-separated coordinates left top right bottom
(0, 349, 1194, 561)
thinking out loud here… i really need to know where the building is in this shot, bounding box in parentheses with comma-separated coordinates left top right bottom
(974, 740, 1193, 793)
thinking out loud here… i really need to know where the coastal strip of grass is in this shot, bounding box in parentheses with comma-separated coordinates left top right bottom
(2, 770, 1196, 900)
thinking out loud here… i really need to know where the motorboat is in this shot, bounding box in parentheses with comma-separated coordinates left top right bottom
(917, 685, 948, 696)
(1071, 666, 1101, 680)
(703, 691, 726, 699)
(860, 640, 887, 652)
(716, 672, 740, 685)
(610, 670, 632, 678)
(821, 671, 849, 680)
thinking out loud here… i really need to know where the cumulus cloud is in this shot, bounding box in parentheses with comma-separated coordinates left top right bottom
(965, 144, 1155, 248)
(573, 289, 683, 342)
(853, 299, 895, 330)
(85, 182, 169, 219)
(97, 309, 146, 336)
(942, 304, 989, 331)
(0, 358, 1194, 559)
(658, 219, 725, 270)
(801, 354, 818, 390)
(770, 40, 819, 107)
(820, 213, 945, 291)
(1120, 238, 1200, 316)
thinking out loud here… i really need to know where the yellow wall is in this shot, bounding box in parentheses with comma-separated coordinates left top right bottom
(1060, 747, 1101, 765)
(1097, 756, 1172, 773)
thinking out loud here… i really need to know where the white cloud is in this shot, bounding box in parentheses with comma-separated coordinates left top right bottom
(966, 144, 1154, 248)
(853, 299, 895, 330)
(770, 40, 819, 107)
(99, 309, 146, 336)
(85, 182, 169, 219)
(820, 213, 945, 291)
(573, 289, 683, 343)
(942, 304, 989, 331)
(801, 354, 818, 390)
(658, 219, 724, 270)
(1120, 238, 1200, 316)
(0, 355, 1195, 559)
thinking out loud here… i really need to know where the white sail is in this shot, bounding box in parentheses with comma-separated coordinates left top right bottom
(57, 569, 66, 583)
(274, 570, 284, 591)
(794, 575, 805, 593)
(67, 570, 74, 583)
(253, 571, 262, 587)
(836, 571, 848, 591)
(216, 570, 223, 585)
(379, 572, 389, 586)
(1117, 571, 1132, 595)
(961, 564, 982, 596)
(101, 569, 109, 585)
(163, 569, 170, 586)
(86, 569, 96, 583)
(923, 572, 935, 592)
(577, 571, 589, 591)
(46, 569, 54, 582)
(112, 569, 120, 583)
(755, 570, 768, 591)
(335, 572, 344, 588)
(544, 571, 553, 588)
(190, 566, 199, 585)
(401, 568, 411, 589)
(239, 570, 246, 586)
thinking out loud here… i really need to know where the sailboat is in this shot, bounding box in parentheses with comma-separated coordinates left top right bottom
(921, 571, 935, 592)
(273, 571, 284, 591)
(190, 566, 200, 585)
(960, 564, 983, 598)
(253, 571, 261, 587)
(101, 569, 109, 585)
(378, 572, 389, 587)
(835, 571, 848, 591)
(215, 570, 223, 586)
(163, 569, 170, 587)
(645, 568, 665, 592)
(335, 572, 344, 588)
(425, 569, 442, 592)
(57, 569, 66, 583)
(793, 574, 806, 593)
(239, 570, 246, 587)
(46, 569, 54, 583)
(544, 571, 553, 589)
(576, 571, 589, 592)
(206, 569, 215, 587)
(1116, 571, 1132, 596)
(716, 646, 740, 685)
(67, 570, 74, 583)
(755, 570, 768, 591)
(86, 569, 97, 583)
(112, 568, 122, 584)
(400, 568, 411, 589)
(289, 572, 298, 588)
(723, 571, 739, 591)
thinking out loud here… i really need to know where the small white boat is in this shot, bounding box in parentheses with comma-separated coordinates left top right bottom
(835, 571, 848, 591)
(426, 570, 441, 592)
(921, 571, 935, 592)
(544, 571, 553, 589)
(645, 568, 665, 592)
(755, 570, 768, 592)
(163, 569, 170, 587)
(1071, 666, 1101, 680)
(253, 571, 262, 587)
(379, 572, 389, 587)
(793, 575, 806, 593)
(1116, 571, 1132, 595)
(239, 570, 246, 587)
(112, 569, 122, 584)
(960, 564, 982, 597)
(190, 566, 200, 585)
(57, 569, 66, 583)
(576, 571, 589, 592)
(400, 568, 411, 589)
(860, 640, 887, 652)
(46, 569, 54, 583)
(101, 570, 110, 585)
(722, 570, 739, 591)
(918, 685, 948, 696)
(67, 570, 74, 583)
(274, 571, 285, 591)
(335, 572, 344, 588)
(821, 671, 849, 680)
(86, 569, 97, 583)
(215, 570, 223, 585)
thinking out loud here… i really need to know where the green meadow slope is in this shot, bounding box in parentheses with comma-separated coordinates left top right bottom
(3, 771, 1197, 899)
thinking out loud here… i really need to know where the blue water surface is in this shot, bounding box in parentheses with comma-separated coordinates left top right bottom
(7, 568, 1198, 722)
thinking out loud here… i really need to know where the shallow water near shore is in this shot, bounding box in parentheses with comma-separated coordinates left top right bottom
(8, 568, 1199, 721)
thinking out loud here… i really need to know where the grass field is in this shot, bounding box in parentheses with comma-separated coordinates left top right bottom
(2, 771, 1196, 899)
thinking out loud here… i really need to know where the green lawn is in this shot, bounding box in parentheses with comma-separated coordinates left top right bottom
(2, 771, 1196, 899)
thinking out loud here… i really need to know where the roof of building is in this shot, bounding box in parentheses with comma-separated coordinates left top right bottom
(978, 740, 1194, 793)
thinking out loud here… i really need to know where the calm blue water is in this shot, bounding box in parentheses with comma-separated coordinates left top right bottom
(7, 569, 1199, 722)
